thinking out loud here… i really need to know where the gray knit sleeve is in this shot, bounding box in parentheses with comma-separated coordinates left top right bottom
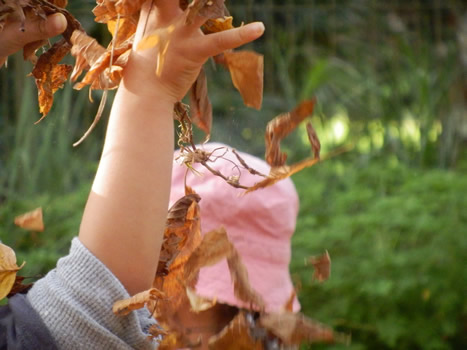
(27, 237, 158, 350)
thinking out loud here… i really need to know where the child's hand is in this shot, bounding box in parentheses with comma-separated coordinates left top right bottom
(124, 0, 265, 104)
(0, 13, 67, 65)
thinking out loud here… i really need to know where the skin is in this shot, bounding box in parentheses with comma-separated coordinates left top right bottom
(0, 12, 67, 66)
(78, 0, 264, 296)
(1, 1, 264, 297)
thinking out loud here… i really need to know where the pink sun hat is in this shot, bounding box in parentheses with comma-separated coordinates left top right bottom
(170, 142, 300, 312)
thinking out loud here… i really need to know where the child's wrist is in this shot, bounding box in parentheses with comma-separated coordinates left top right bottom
(0, 56, 7, 68)
(122, 51, 178, 105)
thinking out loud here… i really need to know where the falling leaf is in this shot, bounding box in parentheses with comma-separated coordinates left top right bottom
(189, 67, 212, 137)
(185, 0, 226, 25)
(152, 194, 203, 321)
(186, 287, 217, 313)
(14, 207, 44, 232)
(202, 16, 234, 34)
(244, 157, 320, 194)
(184, 227, 265, 310)
(265, 99, 316, 167)
(306, 122, 321, 160)
(308, 250, 331, 282)
(112, 288, 165, 316)
(223, 50, 263, 110)
(282, 289, 296, 312)
(259, 312, 336, 346)
(0, 243, 26, 300)
(208, 311, 263, 350)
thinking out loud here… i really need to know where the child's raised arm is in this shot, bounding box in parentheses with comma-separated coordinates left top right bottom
(78, 0, 265, 296)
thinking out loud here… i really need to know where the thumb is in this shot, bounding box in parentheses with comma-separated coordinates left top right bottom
(40, 13, 67, 37)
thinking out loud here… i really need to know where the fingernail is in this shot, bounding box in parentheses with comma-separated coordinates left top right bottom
(249, 22, 265, 35)
(48, 13, 67, 34)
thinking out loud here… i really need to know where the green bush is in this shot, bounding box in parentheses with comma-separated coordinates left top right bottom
(0, 182, 90, 278)
(291, 157, 467, 349)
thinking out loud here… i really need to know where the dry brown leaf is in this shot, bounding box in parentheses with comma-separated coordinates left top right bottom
(223, 51, 263, 110)
(93, 0, 117, 23)
(31, 39, 72, 120)
(7, 275, 33, 297)
(152, 195, 203, 319)
(259, 312, 335, 346)
(114, 0, 145, 17)
(189, 67, 212, 137)
(14, 207, 44, 232)
(186, 0, 226, 25)
(70, 30, 107, 82)
(226, 249, 265, 311)
(112, 288, 165, 316)
(306, 121, 321, 160)
(208, 311, 263, 350)
(308, 250, 331, 282)
(0, 243, 26, 300)
(186, 286, 217, 313)
(245, 157, 320, 194)
(202, 16, 234, 34)
(183, 227, 233, 284)
(73, 41, 131, 91)
(283, 289, 296, 312)
(265, 99, 316, 167)
(184, 227, 265, 310)
(107, 15, 137, 47)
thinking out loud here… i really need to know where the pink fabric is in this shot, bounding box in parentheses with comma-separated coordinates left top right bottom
(170, 143, 300, 312)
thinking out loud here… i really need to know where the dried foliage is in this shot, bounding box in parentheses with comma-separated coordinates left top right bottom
(14, 207, 44, 232)
(1, 1, 344, 348)
(308, 250, 331, 282)
(0, 243, 26, 299)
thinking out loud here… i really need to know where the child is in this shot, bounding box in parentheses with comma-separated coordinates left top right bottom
(0, 1, 265, 349)
(169, 143, 300, 349)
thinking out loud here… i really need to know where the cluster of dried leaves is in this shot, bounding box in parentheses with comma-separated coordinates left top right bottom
(0, 0, 345, 348)
(111, 187, 344, 349)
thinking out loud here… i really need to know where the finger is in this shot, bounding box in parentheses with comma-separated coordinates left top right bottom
(195, 22, 265, 59)
(25, 13, 67, 41)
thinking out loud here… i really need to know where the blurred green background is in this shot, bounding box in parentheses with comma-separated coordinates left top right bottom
(0, 0, 466, 349)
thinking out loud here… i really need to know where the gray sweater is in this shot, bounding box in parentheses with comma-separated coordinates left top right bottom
(27, 238, 158, 349)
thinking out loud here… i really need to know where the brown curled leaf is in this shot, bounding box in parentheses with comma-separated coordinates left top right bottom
(208, 311, 263, 350)
(245, 157, 320, 194)
(112, 288, 165, 316)
(152, 195, 202, 318)
(306, 121, 321, 160)
(308, 250, 331, 282)
(70, 30, 107, 82)
(265, 99, 316, 167)
(259, 312, 337, 346)
(114, 0, 146, 17)
(189, 67, 212, 137)
(202, 16, 234, 34)
(0, 243, 26, 300)
(31, 38, 72, 120)
(7, 276, 33, 298)
(186, 0, 226, 25)
(222, 50, 263, 110)
(184, 227, 265, 310)
(14, 207, 44, 232)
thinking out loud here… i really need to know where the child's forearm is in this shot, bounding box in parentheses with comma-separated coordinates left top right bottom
(78, 57, 175, 295)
